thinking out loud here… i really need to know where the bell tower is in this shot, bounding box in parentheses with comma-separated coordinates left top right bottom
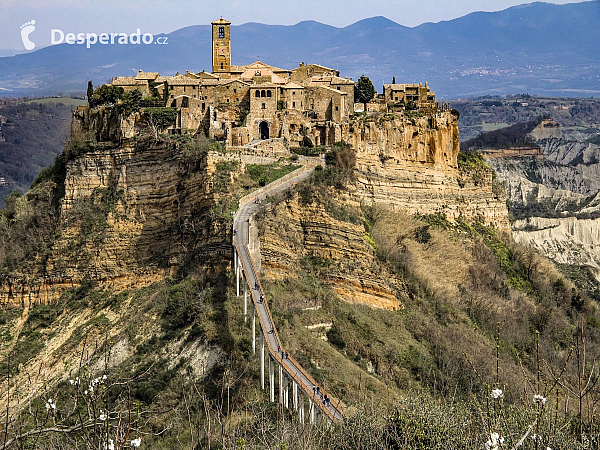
(212, 18, 231, 74)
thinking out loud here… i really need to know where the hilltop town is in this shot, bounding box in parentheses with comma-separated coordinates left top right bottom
(105, 18, 438, 149)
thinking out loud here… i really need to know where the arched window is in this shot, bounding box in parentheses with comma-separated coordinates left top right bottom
(266, 90, 272, 97)
(218, 26, 224, 38)
(182, 97, 189, 108)
(261, 90, 266, 97)
(255, 90, 260, 97)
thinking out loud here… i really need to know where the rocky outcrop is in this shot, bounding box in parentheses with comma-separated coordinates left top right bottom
(348, 111, 509, 228)
(259, 193, 406, 310)
(486, 119, 600, 283)
(0, 136, 238, 306)
(513, 216, 600, 278)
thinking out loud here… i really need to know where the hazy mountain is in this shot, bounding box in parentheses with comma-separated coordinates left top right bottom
(0, 1, 598, 98)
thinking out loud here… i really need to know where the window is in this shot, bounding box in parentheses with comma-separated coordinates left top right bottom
(183, 86, 186, 92)
(261, 103, 266, 109)
(292, 91, 295, 95)
(226, 99, 229, 102)
(218, 26, 224, 38)
(220, 62, 224, 70)
(337, 86, 340, 90)
(335, 106, 339, 111)
(255, 91, 260, 97)
(233, 88, 237, 93)
(266, 90, 272, 97)
(261, 90, 266, 97)
(182, 97, 189, 108)
(202, 103, 205, 110)
(292, 101, 296, 108)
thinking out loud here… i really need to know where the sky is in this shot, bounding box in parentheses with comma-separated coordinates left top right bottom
(0, 0, 589, 50)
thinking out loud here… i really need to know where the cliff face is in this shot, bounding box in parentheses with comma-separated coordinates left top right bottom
(0, 106, 510, 307)
(348, 111, 509, 228)
(0, 108, 237, 307)
(259, 192, 407, 310)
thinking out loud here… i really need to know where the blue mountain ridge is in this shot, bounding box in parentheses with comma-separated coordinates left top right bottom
(0, 1, 598, 98)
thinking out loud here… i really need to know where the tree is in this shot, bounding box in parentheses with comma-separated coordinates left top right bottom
(354, 75, 376, 106)
(87, 81, 94, 107)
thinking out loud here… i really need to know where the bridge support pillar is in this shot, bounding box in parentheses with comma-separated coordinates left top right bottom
(243, 277, 247, 323)
(292, 380, 298, 411)
(260, 330, 265, 390)
(309, 397, 315, 424)
(284, 374, 289, 409)
(235, 253, 240, 297)
(251, 303, 256, 354)
(278, 364, 283, 405)
(269, 357, 275, 402)
(298, 392, 305, 424)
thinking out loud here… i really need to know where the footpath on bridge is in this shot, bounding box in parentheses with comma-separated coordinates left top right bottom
(232, 158, 345, 423)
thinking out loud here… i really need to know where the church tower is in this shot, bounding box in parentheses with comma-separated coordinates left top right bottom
(212, 18, 231, 74)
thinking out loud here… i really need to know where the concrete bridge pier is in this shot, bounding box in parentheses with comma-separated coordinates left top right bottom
(235, 252, 240, 297)
(260, 330, 265, 389)
(309, 397, 315, 424)
(243, 277, 247, 322)
(251, 303, 256, 354)
(278, 364, 283, 404)
(269, 356, 275, 402)
(298, 392, 305, 424)
(292, 381, 298, 411)
(284, 374, 289, 409)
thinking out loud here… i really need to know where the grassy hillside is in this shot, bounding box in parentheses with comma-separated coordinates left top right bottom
(1, 140, 600, 448)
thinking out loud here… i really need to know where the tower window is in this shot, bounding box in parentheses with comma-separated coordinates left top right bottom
(220, 62, 223, 69)
(261, 103, 266, 109)
(255, 91, 260, 97)
(267, 90, 272, 97)
(218, 26, 224, 38)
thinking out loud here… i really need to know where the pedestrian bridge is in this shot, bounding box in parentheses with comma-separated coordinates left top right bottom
(232, 161, 345, 424)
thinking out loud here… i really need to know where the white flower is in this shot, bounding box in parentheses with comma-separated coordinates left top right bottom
(45, 399, 56, 411)
(131, 436, 141, 447)
(533, 394, 547, 405)
(485, 432, 504, 450)
(490, 388, 504, 399)
(99, 410, 106, 421)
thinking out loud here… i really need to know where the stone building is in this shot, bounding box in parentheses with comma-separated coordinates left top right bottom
(108, 18, 437, 148)
(382, 82, 435, 108)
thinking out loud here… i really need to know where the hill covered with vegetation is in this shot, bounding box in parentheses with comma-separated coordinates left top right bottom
(0, 132, 599, 448)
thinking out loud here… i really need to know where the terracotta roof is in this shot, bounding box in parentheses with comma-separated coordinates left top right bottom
(212, 18, 231, 25)
(113, 76, 145, 86)
(166, 76, 201, 86)
(135, 70, 159, 80)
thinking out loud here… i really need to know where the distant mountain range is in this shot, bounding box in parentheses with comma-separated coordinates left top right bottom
(0, 1, 599, 99)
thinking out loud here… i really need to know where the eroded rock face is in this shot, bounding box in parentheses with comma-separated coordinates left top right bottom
(0, 138, 236, 307)
(348, 112, 509, 228)
(259, 193, 406, 310)
(513, 216, 600, 280)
